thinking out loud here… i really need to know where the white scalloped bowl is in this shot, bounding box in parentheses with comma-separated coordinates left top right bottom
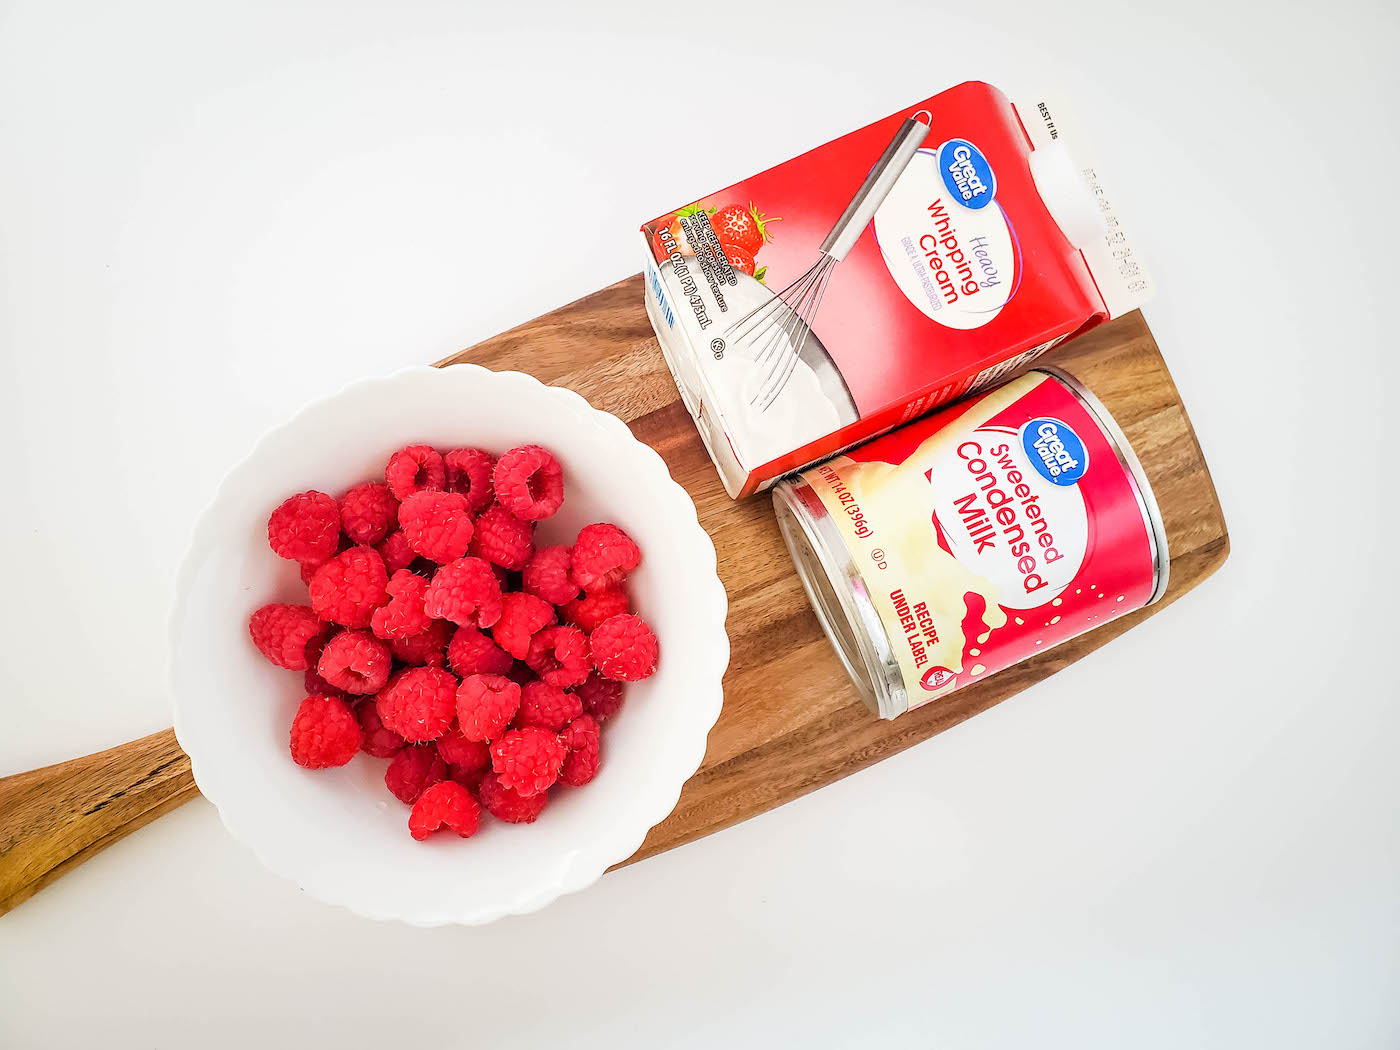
(170, 365, 728, 926)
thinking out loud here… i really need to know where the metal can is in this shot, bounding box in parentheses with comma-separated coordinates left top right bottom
(773, 367, 1168, 719)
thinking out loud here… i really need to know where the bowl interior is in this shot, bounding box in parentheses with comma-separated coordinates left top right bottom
(172, 366, 726, 924)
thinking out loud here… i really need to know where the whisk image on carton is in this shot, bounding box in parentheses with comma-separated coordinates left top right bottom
(640, 81, 1152, 499)
(728, 114, 932, 414)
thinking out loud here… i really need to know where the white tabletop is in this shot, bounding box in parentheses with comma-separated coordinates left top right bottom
(3, 1, 1396, 1046)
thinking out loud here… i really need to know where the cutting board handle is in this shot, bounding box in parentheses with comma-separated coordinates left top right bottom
(0, 729, 197, 916)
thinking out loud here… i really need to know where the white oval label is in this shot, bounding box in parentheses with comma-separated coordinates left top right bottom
(872, 146, 1019, 330)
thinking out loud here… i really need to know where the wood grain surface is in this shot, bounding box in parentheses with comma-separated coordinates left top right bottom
(0, 729, 196, 915)
(0, 274, 1227, 913)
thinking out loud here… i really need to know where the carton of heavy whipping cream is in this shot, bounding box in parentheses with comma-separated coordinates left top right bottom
(640, 81, 1151, 498)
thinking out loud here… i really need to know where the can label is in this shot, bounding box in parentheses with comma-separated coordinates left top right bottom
(800, 371, 1157, 705)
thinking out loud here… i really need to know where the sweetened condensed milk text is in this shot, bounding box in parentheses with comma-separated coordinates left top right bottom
(951, 440, 1063, 595)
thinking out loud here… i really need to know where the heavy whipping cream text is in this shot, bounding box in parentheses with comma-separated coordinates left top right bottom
(918, 200, 999, 307)
(797, 371, 1159, 707)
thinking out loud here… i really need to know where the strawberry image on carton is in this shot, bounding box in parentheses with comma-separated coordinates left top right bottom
(640, 81, 1151, 499)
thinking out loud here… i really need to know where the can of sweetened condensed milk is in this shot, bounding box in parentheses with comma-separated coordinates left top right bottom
(773, 368, 1168, 719)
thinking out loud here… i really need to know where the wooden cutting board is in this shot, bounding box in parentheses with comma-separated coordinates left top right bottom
(0, 275, 1229, 913)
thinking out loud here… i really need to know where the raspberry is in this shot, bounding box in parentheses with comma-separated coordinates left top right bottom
(450, 764, 489, 793)
(385, 743, 447, 804)
(301, 632, 333, 683)
(369, 569, 433, 640)
(570, 523, 641, 593)
(492, 444, 564, 522)
(249, 603, 327, 670)
(521, 545, 580, 605)
(304, 635, 347, 697)
(490, 726, 566, 797)
(455, 673, 520, 742)
(516, 680, 583, 732)
(524, 625, 591, 688)
(308, 546, 390, 628)
(389, 619, 453, 667)
(560, 741, 600, 786)
(289, 696, 360, 769)
(399, 490, 474, 564)
(444, 448, 496, 513)
(560, 588, 629, 633)
(385, 444, 445, 500)
(479, 772, 549, 824)
(375, 666, 458, 741)
(376, 529, 416, 574)
(339, 482, 398, 546)
(436, 726, 491, 772)
(317, 628, 392, 695)
(469, 504, 534, 571)
(589, 614, 659, 681)
(356, 699, 407, 758)
(576, 672, 624, 721)
(423, 556, 503, 628)
(267, 491, 340, 565)
(559, 715, 601, 787)
(409, 780, 481, 841)
(492, 592, 555, 660)
(305, 671, 347, 697)
(561, 714, 600, 752)
(446, 625, 514, 678)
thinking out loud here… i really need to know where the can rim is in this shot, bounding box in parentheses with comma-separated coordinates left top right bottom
(1035, 366, 1171, 606)
(772, 482, 906, 718)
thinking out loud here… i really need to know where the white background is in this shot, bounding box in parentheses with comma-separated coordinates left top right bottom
(2, 1, 1397, 1046)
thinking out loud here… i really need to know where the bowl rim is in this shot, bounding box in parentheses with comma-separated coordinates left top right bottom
(169, 363, 729, 926)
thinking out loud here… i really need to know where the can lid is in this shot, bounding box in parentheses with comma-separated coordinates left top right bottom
(773, 481, 906, 719)
(1036, 366, 1171, 605)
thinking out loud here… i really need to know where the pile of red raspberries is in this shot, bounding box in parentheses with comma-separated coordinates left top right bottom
(247, 443, 657, 841)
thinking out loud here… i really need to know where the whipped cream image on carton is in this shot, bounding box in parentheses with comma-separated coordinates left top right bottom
(640, 81, 1151, 498)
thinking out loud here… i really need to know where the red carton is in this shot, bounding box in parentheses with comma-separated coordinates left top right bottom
(640, 81, 1151, 498)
